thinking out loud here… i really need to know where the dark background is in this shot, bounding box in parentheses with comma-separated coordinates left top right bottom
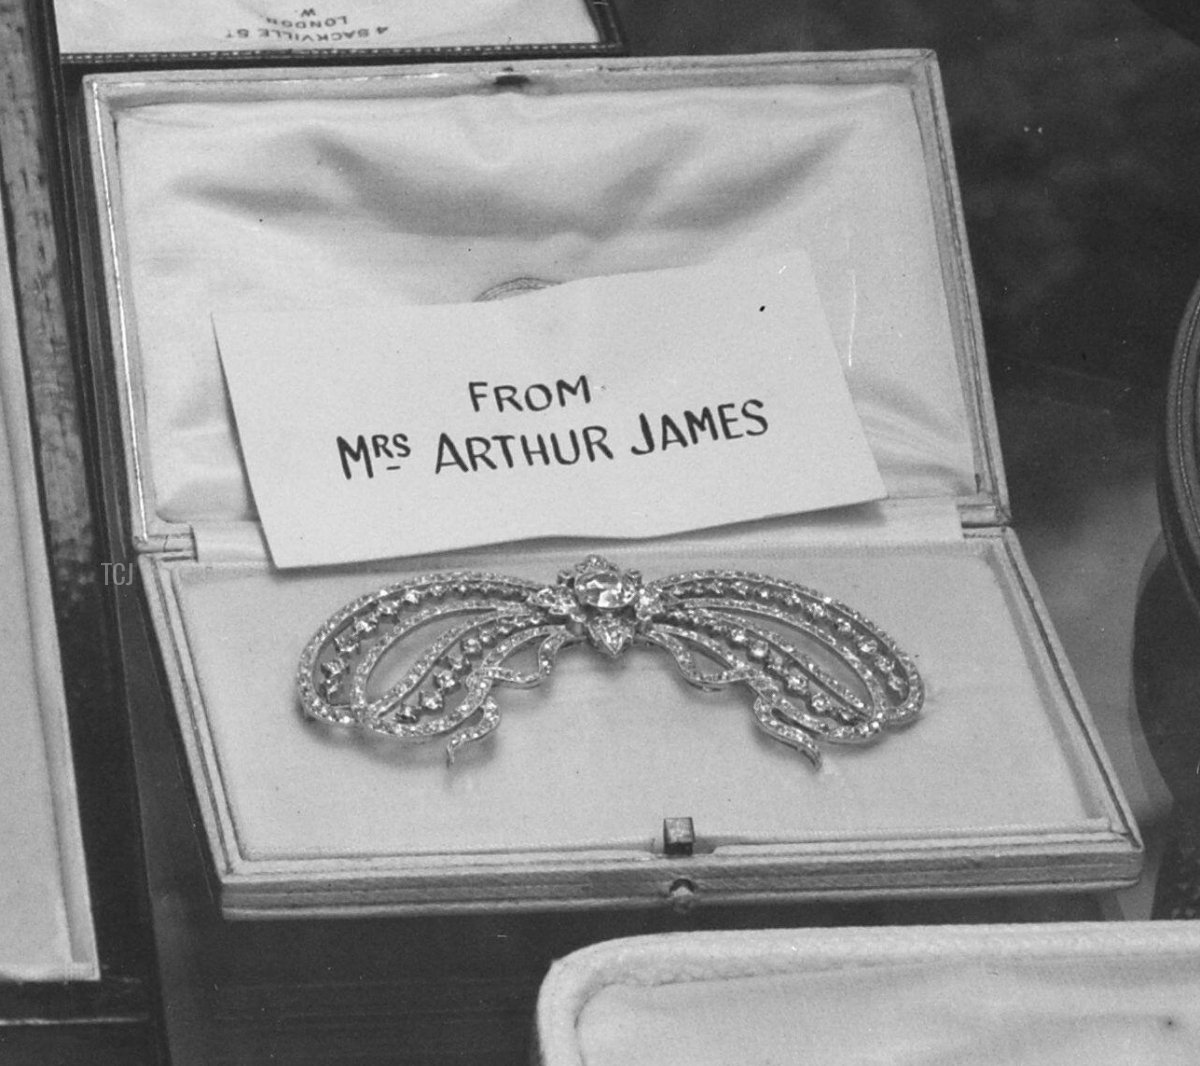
(618, 0, 1200, 388)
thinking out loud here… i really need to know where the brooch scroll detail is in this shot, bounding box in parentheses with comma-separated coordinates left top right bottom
(297, 556, 923, 766)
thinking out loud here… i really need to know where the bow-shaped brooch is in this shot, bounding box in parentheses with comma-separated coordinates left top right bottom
(298, 555, 923, 766)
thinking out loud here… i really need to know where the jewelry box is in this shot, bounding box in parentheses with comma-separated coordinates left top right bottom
(0, 189, 96, 979)
(55, 0, 622, 67)
(536, 921, 1200, 1066)
(80, 52, 1141, 918)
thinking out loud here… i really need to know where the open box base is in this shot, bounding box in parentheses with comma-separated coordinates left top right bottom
(142, 527, 1137, 916)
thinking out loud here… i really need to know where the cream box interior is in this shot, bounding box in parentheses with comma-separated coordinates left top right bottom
(0, 192, 97, 978)
(83, 52, 1140, 917)
(56, 0, 620, 63)
(536, 922, 1200, 1066)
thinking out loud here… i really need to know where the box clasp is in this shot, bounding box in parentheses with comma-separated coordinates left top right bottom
(663, 816, 696, 857)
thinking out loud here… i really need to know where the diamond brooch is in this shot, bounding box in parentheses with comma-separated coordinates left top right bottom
(297, 555, 923, 766)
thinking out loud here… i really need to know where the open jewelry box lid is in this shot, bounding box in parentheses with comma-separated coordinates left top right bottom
(80, 53, 1141, 916)
(86, 51, 1003, 557)
(536, 922, 1200, 1066)
(56, 0, 622, 66)
(0, 187, 97, 978)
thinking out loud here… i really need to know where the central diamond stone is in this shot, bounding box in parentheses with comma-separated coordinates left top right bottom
(574, 566, 638, 610)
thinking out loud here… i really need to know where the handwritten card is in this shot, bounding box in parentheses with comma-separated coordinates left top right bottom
(213, 252, 885, 567)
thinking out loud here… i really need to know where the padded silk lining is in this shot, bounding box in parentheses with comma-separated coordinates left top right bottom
(109, 79, 978, 532)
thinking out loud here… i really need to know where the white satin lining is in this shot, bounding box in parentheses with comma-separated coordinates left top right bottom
(109, 79, 978, 531)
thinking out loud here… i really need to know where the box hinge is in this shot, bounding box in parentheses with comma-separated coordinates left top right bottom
(131, 528, 195, 558)
(958, 495, 1009, 529)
